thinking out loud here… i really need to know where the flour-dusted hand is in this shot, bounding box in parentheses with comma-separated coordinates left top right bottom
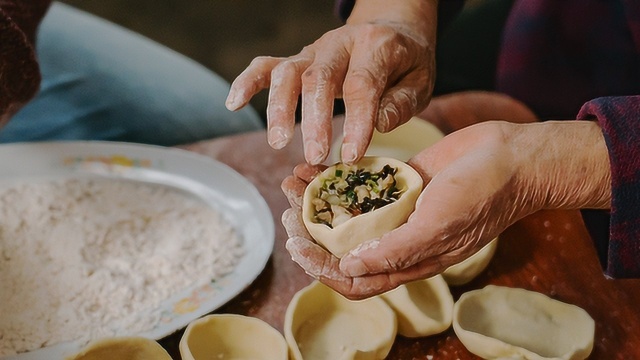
(284, 120, 611, 300)
(227, 0, 438, 165)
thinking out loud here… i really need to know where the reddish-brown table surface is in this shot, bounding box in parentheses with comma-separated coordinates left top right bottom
(159, 122, 640, 359)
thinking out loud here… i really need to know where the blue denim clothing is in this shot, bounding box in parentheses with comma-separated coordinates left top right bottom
(0, 2, 263, 145)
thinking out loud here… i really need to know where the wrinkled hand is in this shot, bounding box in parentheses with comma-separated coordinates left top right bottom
(282, 120, 611, 300)
(227, 1, 437, 165)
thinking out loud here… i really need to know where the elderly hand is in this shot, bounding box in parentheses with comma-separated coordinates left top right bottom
(227, 0, 438, 165)
(282, 120, 611, 300)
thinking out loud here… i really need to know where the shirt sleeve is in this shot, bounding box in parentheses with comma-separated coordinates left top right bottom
(577, 95, 640, 278)
(0, 0, 51, 125)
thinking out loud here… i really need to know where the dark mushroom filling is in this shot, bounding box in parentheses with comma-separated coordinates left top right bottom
(312, 164, 402, 228)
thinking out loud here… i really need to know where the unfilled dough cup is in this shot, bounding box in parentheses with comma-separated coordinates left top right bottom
(285, 281, 397, 360)
(66, 336, 171, 360)
(179, 314, 288, 360)
(453, 285, 595, 360)
(442, 237, 499, 286)
(331, 117, 444, 163)
(379, 275, 454, 338)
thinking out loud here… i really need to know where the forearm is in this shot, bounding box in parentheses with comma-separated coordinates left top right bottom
(510, 120, 611, 211)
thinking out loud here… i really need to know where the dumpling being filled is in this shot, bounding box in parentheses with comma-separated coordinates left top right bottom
(302, 156, 423, 257)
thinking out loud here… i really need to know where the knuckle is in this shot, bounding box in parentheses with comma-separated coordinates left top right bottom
(357, 23, 394, 40)
(343, 70, 381, 98)
(249, 56, 276, 68)
(272, 58, 303, 79)
(301, 65, 335, 89)
(383, 256, 404, 272)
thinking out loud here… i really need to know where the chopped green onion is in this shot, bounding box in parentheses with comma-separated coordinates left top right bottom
(314, 164, 403, 228)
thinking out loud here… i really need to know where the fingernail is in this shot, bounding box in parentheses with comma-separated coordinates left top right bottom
(340, 239, 379, 276)
(306, 141, 326, 165)
(268, 126, 289, 149)
(340, 255, 368, 276)
(377, 110, 390, 132)
(381, 104, 399, 130)
(341, 143, 357, 164)
(225, 90, 240, 111)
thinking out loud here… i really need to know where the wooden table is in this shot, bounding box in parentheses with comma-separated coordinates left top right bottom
(158, 122, 640, 359)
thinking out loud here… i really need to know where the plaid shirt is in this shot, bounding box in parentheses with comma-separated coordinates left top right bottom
(498, 0, 640, 278)
(337, 0, 640, 278)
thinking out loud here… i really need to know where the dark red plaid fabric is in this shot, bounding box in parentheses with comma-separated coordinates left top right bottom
(498, 0, 640, 278)
(0, 0, 51, 122)
(578, 97, 640, 278)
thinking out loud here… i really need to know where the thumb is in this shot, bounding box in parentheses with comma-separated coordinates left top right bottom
(338, 206, 444, 277)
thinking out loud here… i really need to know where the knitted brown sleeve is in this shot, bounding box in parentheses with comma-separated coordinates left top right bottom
(0, 0, 51, 126)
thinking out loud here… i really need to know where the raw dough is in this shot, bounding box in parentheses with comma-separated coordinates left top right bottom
(442, 238, 499, 286)
(285, 281, 397, 360)
(453, 285, 595, 360)
(379, 275, 453, 337)
(302, 156, 423, 257)
(66, 337, 171, 360)
(179, 314, 288, 360)
(330, 117, 444, 163)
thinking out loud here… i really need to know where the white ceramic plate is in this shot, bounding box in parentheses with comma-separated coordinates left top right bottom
(0, 141, 274, 360)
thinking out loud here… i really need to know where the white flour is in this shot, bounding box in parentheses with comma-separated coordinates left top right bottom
(0, 177, 244, 356)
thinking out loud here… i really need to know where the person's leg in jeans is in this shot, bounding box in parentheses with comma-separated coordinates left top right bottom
(0, 2, 263, 145)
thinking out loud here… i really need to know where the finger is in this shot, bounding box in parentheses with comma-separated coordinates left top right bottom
(338, 227, 434, 278)
(286, 236, 344, 280)
(300, 48, 349, 165)
(321, 256, 446, 300)
(281, 175, 307, 209)
(340, 44, 388, 165)
(281, 208, 311, 238)
(227, 56, 282, 111)
(288, 229, 458, 300)
(292, 163, 325, 183)
(267, 56, 313, 149)
(338, 189, 453, 277)
(285, 236, 378, 300)
(281, 163, 326, 208)
(376, 73, 431, 133)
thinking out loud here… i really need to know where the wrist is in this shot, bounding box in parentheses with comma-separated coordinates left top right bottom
(510, 121, 611, 210)
(347, 0, 438, 43)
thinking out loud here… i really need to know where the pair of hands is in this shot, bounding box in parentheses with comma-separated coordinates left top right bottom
(226, 0, 611, 299)
(280, 118, 530, 300)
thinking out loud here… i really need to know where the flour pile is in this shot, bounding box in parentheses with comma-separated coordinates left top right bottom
(0, 178, 244, 356)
